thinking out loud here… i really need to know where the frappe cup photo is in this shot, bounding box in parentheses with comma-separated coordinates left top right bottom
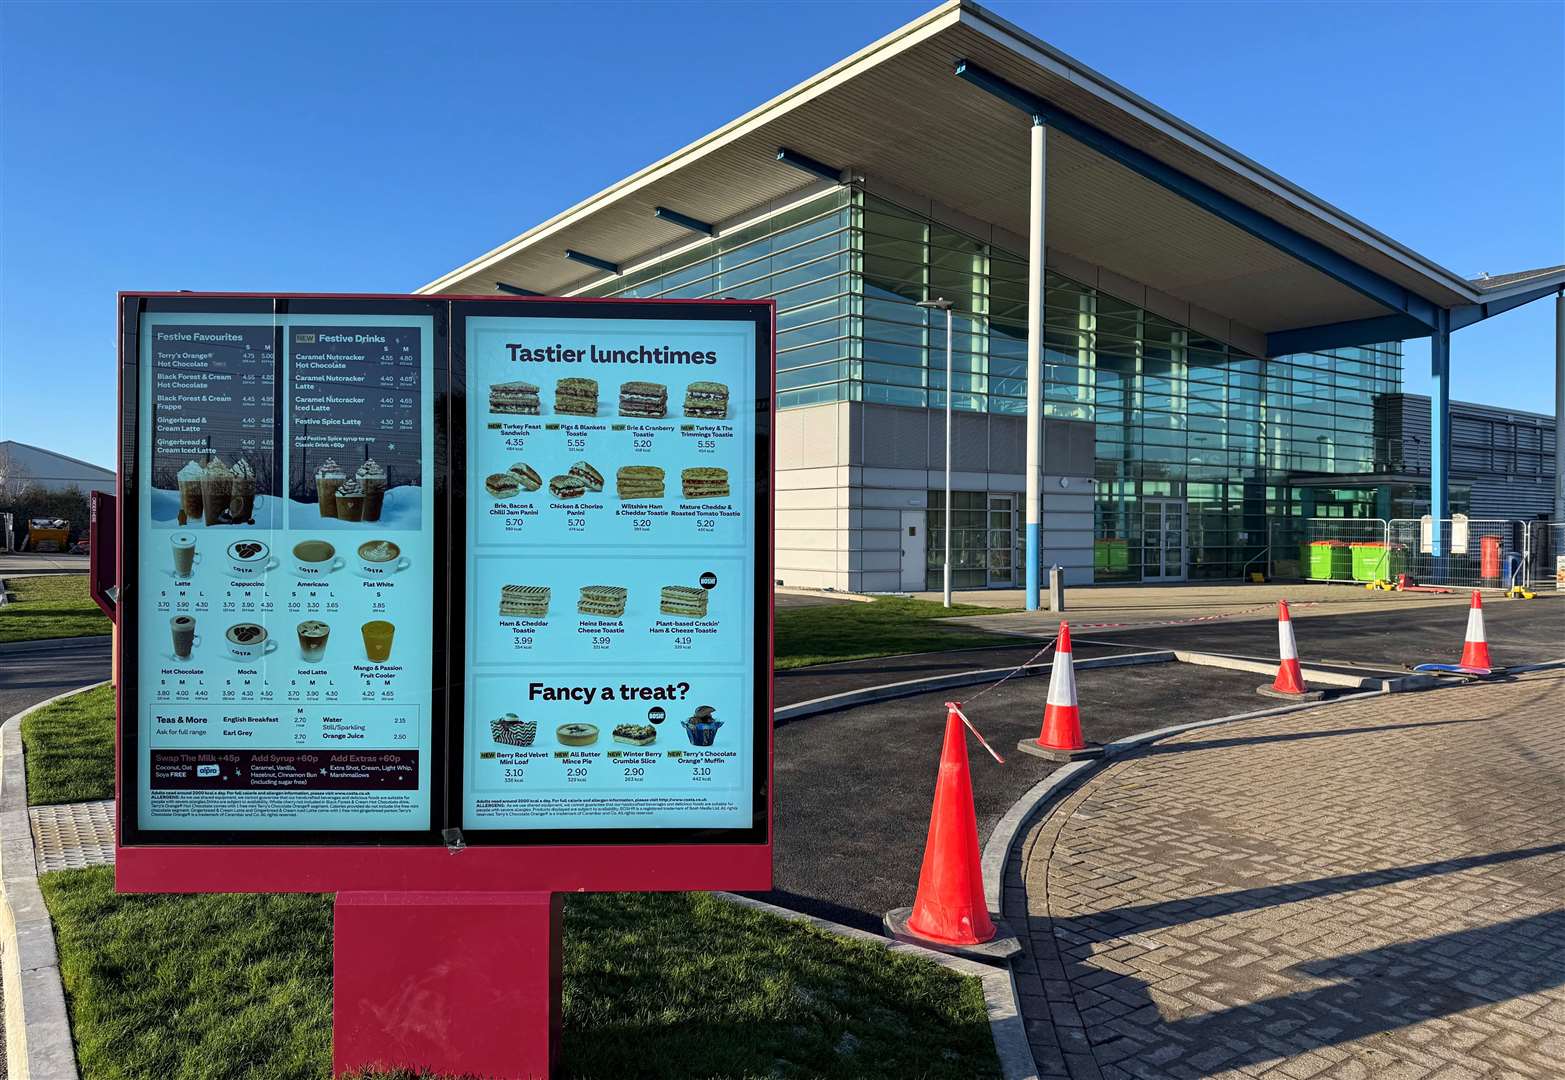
(176, 461, 205, 523)
(361, 620, 395, 662)
(171, 533, 200, 577)
(355, 539, 409, 577)
(225, 623, 276, 660)
(292, 539, 343, 577)
(169, 615, 199, 659)
(226, 539, 278, 576)
(297, 620, 330, 662)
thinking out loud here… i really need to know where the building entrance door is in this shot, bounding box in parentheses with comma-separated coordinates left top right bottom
(1142, 499, 1187, 581)
(900, 510, 926, 591)
(987, 494, 1015, 587)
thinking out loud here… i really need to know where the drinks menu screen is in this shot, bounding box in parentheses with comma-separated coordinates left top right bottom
(460, 311, 764, 834)
(132, 308, 437, 834)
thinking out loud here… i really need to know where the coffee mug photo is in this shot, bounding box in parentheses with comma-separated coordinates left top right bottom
(292, 538, 344, 578)
(225, 622, 277, 660)
(355, 539, 410, 578)
(226, 539, 278, 577)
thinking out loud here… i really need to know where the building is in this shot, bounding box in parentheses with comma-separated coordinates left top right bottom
(419, 0, 1565, 599)
(0, 440, 115, 497)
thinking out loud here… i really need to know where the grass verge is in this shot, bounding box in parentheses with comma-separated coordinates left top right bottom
(42, 867, 999, 1079)
(776, 596, 1020, 669)
(0, 573, 111, 643)
(20, 683, 114, 805)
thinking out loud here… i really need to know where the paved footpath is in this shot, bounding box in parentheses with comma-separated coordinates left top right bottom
(1011, 669, 1565, 1080)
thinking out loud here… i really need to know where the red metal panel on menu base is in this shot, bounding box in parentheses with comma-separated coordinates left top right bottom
(333, 891, 561, 1079)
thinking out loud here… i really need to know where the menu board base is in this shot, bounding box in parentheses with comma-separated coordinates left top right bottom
(333, 891, 561, 1079)
(113, 842, 773, 893)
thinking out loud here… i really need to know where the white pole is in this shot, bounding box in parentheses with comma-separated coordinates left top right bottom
(1555, 291, 1564, 524)
(944, 304, 953, 607)
(1025, 119, 1046, 610)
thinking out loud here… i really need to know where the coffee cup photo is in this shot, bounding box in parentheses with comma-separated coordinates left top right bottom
(355, 539, 410, 577)
(226, 539, 278, 576)
(171, 533, 201, 578)
(292, 539, 344, 578)
(225, 622, 277, 660)
(169, 615, 200, 659)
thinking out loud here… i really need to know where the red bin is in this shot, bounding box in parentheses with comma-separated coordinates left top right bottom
(1480, 535, 1501, 583)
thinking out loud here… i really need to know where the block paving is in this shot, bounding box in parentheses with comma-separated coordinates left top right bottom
(1008, 670, 1565, 1079)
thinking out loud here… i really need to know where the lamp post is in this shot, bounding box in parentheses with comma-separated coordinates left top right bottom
(919, 297, 955, 607)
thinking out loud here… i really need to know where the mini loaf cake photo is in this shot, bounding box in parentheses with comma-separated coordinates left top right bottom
(485, 472, 522, 498)
(615, 465, 665, 500)
(508, 462, 542, 491)
(618, 380, 668, 419)
(577, 585, 628, 617)
(548, 473, 585, 500)
(557, 722, 599, 747)
(682, 380, 729, 419)
(612, 723, 657, 747)
(490, 381, 541, 415)
(555, 377, 599, 417)
(681, 466, 730, 500)
(567, 460, 604, 493)
(491, 714, 538, 748)
(500, 584, 550, 617)
(659, 584, 709, 619)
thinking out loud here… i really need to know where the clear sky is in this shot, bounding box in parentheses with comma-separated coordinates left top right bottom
(2, 0, 1560, 470)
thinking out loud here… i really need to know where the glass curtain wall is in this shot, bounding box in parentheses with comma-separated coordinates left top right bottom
(577, 187, 1403, 581)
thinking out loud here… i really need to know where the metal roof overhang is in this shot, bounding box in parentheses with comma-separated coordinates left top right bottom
(420, 0, 1546, 357)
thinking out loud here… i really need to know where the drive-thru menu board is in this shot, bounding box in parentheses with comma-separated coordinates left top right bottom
(132, 307, 436, 834)
(461, 310, 761, 833)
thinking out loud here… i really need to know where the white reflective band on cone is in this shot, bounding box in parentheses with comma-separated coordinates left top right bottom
(1466, 607, 1485, 642)
(1278, 619, 1299, 661)
(1045, 649, 1077, 707)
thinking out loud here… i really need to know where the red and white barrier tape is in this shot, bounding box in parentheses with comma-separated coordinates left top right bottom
(948, 702, 1005, 765)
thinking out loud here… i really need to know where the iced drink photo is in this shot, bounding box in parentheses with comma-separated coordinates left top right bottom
(361, 620, 395, 662)
(297, 620, 330, 662)
(315, 459, 345, 518)
(229, 457, 257, 520)
(176, 460, 205, 523)
(357, 458, 387, 521)
(201, 458, 233, 525)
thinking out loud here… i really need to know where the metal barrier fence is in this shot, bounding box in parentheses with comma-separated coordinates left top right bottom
(1268, 516, 1563, 591)
(1269, 517, 1389, 583)
(1522, 522, 1565, 590)
(1386, 517, 1516, 592)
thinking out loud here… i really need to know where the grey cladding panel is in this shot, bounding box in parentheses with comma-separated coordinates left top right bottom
(862, 405, 930, 469)
(990, 415, 1025, 473)
(929, 411, 992, 472)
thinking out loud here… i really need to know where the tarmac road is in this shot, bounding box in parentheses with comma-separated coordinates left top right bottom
(0, 637, 111, 722)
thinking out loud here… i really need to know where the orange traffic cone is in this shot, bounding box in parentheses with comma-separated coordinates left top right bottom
(1272, 600, 1308, 694)
(1459, 590, 1492, 669)
(883, 707, 1018, 960)
(1016, 622, 1103, 760)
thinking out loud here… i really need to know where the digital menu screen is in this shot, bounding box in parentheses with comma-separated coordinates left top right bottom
(132, 308, 437, 834)
(460, 311, 763, 834)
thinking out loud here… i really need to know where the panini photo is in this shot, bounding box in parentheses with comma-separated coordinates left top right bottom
(491, 714, 537, 748)
(618, 380, 668, 419)
(681, 466, 730, 500)
(659, 584, 708, 618)
(578, 584, 628, 617)
(500, 584, 550, 617)
(555, 376, 599, 417)
(682, 380, 729, 419)
(485, 472, 521, 498)
(616, 464, 665, 500)
(567, 460, 604, 493)
(548, 473, 585, 499)
(489, 381, 541, 416)
(508, 462, 542, 491)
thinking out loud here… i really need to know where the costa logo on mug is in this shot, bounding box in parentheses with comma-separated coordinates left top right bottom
(356, 539, 410, 578)
(226, 539, 277, 577)
(292, 539, 343, 578)
(225, 623, 277, 660)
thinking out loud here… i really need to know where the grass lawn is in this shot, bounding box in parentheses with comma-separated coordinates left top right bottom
(42, 867, 999, 1080)
(775, 596, 1020, 669)
(0, 573, 111, 643)
(20, 684, 115, 805)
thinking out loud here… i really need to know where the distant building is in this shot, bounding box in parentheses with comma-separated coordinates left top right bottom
(0, 440, 115, 496)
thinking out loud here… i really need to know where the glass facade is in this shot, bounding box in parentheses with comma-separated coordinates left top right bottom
(579, 187, 1404, 582)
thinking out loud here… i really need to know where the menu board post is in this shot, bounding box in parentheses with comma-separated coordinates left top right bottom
(118, 293, 773, 1078)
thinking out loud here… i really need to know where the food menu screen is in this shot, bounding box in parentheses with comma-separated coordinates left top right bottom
(132, 309, 437, 834)
(461, 311, 763, 834)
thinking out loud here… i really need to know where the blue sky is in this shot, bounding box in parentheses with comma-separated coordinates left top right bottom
(2, 0, 1560, 470)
